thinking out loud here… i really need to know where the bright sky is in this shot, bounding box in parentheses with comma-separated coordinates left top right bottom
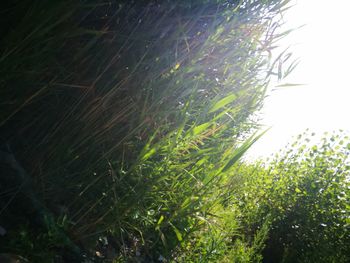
(248, 0, 350, 159)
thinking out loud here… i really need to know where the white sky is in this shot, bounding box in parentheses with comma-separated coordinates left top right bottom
(248, 0, 350, 159)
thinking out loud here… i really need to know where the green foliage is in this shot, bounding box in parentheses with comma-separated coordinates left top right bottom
(227, 132, 350, 263)
(0, 0, 293, 261)
(171, 204, 270, 262)
(3, 2, 348, 261)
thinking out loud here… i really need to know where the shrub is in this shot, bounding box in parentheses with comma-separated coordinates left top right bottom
(227, 132, 350, 263)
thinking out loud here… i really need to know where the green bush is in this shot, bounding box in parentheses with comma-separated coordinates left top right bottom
(227, 132, 350, 263)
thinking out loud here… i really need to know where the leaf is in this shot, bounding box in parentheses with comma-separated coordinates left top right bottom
(160, 231, 167, 246)
(192, 122, 211, 136)
(139, 128, 162, 161)
(169, 223, 183, 242)
(209, 93, 237, 113)
(284, 58, 300, 78)
(180, 197, 191, 209)
(220, 131, 267, 173)
(157, 215, 164, 226)
(144, 148, 159, 162)
(274, 83, 305, 88)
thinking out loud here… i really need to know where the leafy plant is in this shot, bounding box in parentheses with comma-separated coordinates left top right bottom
(227, 132, 350, 263)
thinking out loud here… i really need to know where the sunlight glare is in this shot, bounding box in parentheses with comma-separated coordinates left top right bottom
(249, 0, 350, 159)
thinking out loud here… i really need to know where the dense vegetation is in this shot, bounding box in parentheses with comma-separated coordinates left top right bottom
(0, 0, 348, 262)
(227, 132, 350, 262)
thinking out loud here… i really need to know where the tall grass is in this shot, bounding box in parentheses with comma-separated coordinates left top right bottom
(0, 0, 292, 261)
